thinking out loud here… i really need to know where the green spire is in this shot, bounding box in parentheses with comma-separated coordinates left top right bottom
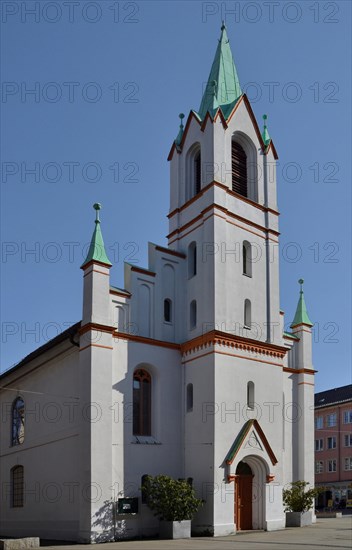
(262, 114, 271, 146)
(81, 203, 112, 269)
(291, 279, 313, 328)
(175, 113, 185, 146)
(198, 23, 242, 121)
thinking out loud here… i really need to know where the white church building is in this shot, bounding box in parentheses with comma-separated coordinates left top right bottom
(0, 25, 316, 541)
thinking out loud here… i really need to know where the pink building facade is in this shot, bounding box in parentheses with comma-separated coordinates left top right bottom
(315, 385, 352, 508)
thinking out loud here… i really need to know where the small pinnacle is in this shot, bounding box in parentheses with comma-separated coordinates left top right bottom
(298, 278, 304, 292)
(179, 113, 185, 127)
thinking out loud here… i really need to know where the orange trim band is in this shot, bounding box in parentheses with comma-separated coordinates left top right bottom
(114, 332, 180, 350)
(181, 330, 287, 359)
(283, 367, 317, 375)
(79, 344, 113, 352)
(110, 289, 131, 298)
(81, 259, 112, 271)
(155, 245, 186, 259)
(79, 323, 115, 336)
(130, 266, 156, 277)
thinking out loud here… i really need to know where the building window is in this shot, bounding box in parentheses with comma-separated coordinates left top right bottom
(315, 416, 323, 429)
(343, 410, 352, 424)
(315, 439, 323, 451)
(11, 466, 24, 508)
(164, 299, 172, 323)
(232, 141, 247, 197)
(344, 458, 352, 471)
(327, 436, 337, 449)
(344, 434, 352, 447)
(194, 150, 201, 195)
(315, 461, 324, 474)
(242, 241, 252, 277)
(327, 459, 337, 473)
(244, 299, 251, 328)
(188, 242, 197, 278)
(186, 383, 193, 412)
(190, 300, 197, 329)
(326, 413, 337, 427)
(12, 397, 25, 446)
(247, 381, 254, 409)
(133, 369, 151, 436)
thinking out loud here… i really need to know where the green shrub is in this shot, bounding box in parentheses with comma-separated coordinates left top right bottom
(142, 475, 203, 522)
(283, 481, 320, 513)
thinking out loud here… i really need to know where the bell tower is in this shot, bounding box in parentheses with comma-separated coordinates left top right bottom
(168, 24, 281, 346)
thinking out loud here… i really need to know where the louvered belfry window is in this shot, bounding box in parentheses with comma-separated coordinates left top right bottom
(232, 142, 247, 197)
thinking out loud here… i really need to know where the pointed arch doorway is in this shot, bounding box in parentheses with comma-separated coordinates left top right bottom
(235, 461, 253, 530)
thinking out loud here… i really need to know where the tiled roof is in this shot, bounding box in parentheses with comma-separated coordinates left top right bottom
(0, 321, 81, 380)
(315, 385, 352, 408)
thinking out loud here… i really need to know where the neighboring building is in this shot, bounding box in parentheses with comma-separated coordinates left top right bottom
(315, 385, 352, 508)
(0, 26, 316, 541)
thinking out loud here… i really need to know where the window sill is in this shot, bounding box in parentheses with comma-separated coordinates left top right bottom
(242, 273, 252, 278)
(132, 436, 161, 445)
(243, 325, 251, 330)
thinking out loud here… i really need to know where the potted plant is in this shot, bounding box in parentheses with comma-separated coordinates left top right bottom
(283, 481, 320, 527)
(142, 474, 203, 539)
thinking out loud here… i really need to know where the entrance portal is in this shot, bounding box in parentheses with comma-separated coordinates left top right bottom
(235, 461, 253, 530)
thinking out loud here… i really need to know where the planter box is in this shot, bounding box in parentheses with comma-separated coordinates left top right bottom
(159, 520, 191, 539)
(286, 511, 313, 527)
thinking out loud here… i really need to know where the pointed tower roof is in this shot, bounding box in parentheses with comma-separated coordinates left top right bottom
(198, 23, 242, 121)
(81, 203, 112, 269)
(291, 279, 313, 328)
(261, 114, 271, 146)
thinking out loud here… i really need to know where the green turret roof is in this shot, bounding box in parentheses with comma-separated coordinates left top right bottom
(262, 114, 271, 146)
(81, 203, 112, 269)
(198, 23, 242, 121)
(175, 113, 185, 147)
(291, 279, 313, 328)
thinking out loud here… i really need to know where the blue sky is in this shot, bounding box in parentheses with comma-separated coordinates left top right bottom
(1, 0, 351, 392)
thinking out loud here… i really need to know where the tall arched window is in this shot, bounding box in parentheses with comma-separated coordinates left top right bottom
(232, 141, 247, 197)
(133, 369, 151, 436)
(11, 465, 24, 508)
(186, 144, 202, 200)
(194, 150, 201, 195)
(12, 397, 25, 446)
(247, 381, 255, 409)
(164, 298, 172, 323)
(187, 383, 194, 412)
(188, 242, 197, 278)
(190, 300, 197, 329)
(244, 299, 251, 328)
(242, 241, 252, 277)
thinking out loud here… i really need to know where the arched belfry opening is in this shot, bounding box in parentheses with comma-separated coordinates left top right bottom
(231, 133, 258, 202)
(186, 143, 201, 201)
(232, 142, 247, 197)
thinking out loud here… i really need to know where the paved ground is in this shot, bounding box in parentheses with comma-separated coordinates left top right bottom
(42, 517, 352, 550)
